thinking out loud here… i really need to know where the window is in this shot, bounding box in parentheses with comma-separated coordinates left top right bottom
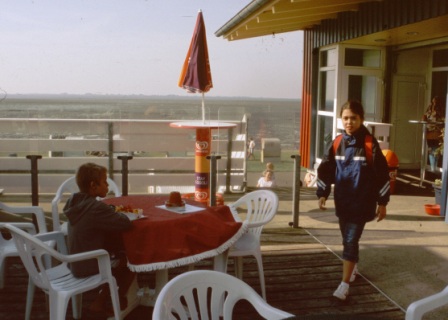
(433, 49, 448, 68)
(320, 49, 336, 67)
(317, 115, 334, 159)
(316, 47, 338, 161)
(347, 75, 378, 116)
(345, 48, 381, 68)
(319, 70, 335, 112)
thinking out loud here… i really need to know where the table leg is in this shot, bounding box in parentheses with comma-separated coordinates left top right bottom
(213, 250, 229, 273)
(107, 276, 141, 320)
(139, 269, 169, 307)
(136, 251, 228, 309)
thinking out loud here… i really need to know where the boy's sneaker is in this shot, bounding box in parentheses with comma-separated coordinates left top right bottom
(350, 264, 358, 283)
(333, 282, 349, 300)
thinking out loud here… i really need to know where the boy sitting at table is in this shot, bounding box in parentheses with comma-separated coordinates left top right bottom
(63, 162, 134, 315)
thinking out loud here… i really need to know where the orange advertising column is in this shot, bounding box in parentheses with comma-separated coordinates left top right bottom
(170, 121, 236, 207)
(194, 127, 211, 204)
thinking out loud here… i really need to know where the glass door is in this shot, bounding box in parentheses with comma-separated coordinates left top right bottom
(315, 45, 385, 162)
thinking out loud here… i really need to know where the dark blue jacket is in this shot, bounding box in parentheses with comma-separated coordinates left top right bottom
(316, 125, 390, 223)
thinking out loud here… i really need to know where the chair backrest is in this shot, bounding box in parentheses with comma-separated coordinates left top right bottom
(51, 176, 121, 231)
(228, 190, 279, 238)
(405, 285, 448, 320)
(51, 177, 79, 232)
(152, 270, 293, 320)
(4, 224, 68, 292)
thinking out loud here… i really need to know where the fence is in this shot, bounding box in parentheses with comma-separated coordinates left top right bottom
(0, 118, 247, 196)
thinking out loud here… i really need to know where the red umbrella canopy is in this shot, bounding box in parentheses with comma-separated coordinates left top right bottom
(178, 10, 213, 94)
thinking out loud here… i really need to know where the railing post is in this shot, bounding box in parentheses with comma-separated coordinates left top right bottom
(207, 154, 221, 206)
(108, 122, 114, 180)
(26, 155, 42, 206)
(117, 155, 133, 196)
(290, 154, 301, 228)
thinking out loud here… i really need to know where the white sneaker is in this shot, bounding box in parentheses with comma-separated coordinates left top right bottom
(350, 264, 358, 283)
(333, 282, 349, 300)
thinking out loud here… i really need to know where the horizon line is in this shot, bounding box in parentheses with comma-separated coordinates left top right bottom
(5, 93, 301, 101)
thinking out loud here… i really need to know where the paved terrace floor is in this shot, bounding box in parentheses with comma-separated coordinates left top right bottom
(0, 169, 447, 319)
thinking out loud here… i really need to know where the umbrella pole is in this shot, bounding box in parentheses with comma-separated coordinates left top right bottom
(202, 92, 205, 123)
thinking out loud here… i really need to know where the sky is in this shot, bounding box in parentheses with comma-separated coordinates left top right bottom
(0, 1, 303, 99)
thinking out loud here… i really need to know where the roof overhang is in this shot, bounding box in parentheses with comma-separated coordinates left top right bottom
(215, 0, 448, 47)
(215, 0, 376, 41)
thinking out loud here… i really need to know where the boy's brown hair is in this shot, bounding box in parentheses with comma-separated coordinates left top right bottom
(76, 163, 107, 193)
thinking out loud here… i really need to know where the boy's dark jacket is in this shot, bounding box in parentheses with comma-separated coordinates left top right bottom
(64, 192, 132, 277)
(316, 125, 390, 223)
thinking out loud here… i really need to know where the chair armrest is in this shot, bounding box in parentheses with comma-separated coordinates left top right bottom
(35, 231, 68, 254)
(0, 222, 36, 234)
(35, 231, 112, 273)
(64, 249, 110, 264)
(65, 249, 114, 278)
(0, 203, 47, 233)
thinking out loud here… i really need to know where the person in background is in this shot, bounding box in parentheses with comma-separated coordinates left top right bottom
(247, 137, 256, 160)
(265, 162, 276, 182)
(64, 163, 134, 315)
(422, 95, 445, 171)
(257, 169, 276, 188)
(316, 100, 390, 301)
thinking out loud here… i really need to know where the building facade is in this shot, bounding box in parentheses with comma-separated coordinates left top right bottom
(216, 0, 448, 170)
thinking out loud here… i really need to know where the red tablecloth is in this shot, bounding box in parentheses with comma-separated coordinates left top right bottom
(103, 195, 246, 272)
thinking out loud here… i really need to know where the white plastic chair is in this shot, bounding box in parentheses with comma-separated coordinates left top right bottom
(152, 270, 294, 320)
(405, 286, 448, 320)
(5, 224, 121, 320)
(0, 202, 48, 290)
(51, 176, 121, 233)
(227, 190, 279, 300)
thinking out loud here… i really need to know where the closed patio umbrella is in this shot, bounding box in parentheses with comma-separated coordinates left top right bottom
(178, 9, 213, 123)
